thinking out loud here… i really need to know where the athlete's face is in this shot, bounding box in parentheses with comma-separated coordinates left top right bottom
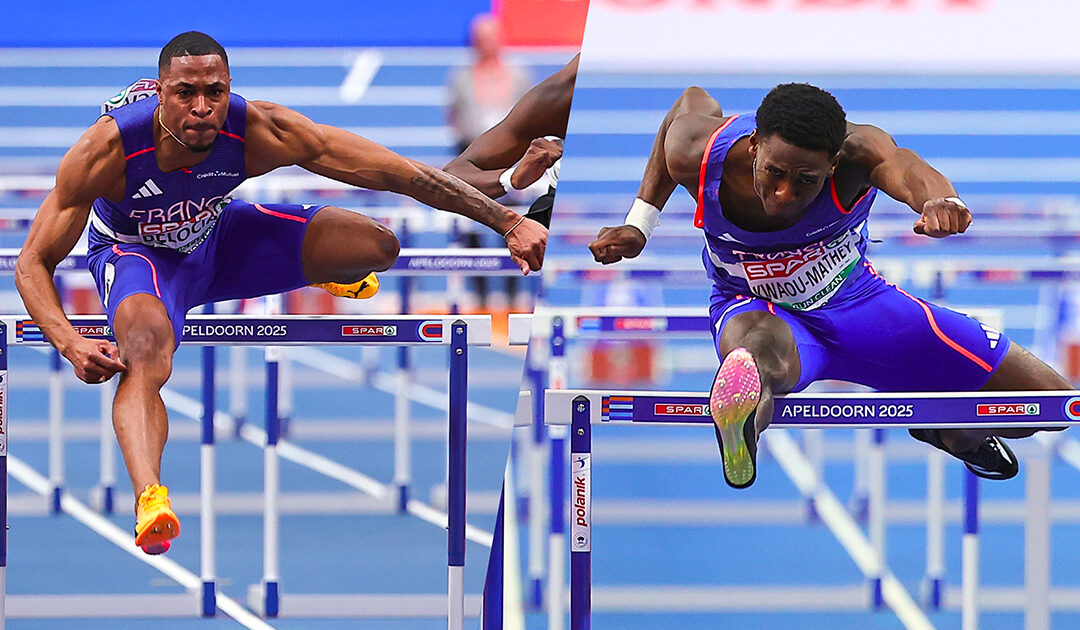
(157, 54, 231, 153)
(749, 132, 837, 220)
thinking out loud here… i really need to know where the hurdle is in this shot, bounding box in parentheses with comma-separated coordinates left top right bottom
(546, 388, 1080, 630)
(514, 302, 1012, 604)
(0, 246, 526, 519)
(0, 313, 490, 628)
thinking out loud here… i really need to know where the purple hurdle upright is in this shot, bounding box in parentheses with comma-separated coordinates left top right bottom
(548, 316, 568, 629)
(200, 303, 217, 618)
(962, 469, 979, 630)
(569, 395, 591, 630)
(448, 320, 468, 630)
(1, 320, 7, 629)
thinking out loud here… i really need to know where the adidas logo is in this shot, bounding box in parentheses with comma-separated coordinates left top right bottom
(132, 179, 164, 199)
(982, 323, 1001, 349)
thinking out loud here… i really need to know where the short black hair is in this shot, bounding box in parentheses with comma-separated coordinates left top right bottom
(756, 83, 846, 156)
(158, 31, 229, 75)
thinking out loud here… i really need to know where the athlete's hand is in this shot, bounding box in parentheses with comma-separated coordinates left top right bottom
(589, 225, 647, 264)
(505, 217, 547, 274)
(914, 197, 972, 238)
(510, 138, 563, 190)
(62, 336, 126, 384)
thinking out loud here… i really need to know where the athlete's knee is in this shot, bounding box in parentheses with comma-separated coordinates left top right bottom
(720, 312, 792, 354)
(324, 206, 400, 272)
(369, 222, 400, 272)
(116, 323, 173, 385)
(719, 312, 798, 387)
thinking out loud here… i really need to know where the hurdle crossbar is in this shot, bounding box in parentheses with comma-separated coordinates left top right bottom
(545, 389, 1080, 429)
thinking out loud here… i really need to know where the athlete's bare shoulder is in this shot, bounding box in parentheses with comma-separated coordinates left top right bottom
(664, 112, 730, 190)
(244, 99, 327, 176)
(836, 121, 898, 186)
(56, 116, 126, 204)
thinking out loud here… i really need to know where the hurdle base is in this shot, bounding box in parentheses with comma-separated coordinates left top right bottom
(591, 584, 871, 612)
(247, 581, 279, 617)
(943, 586, 1080, 611)
(6, 593, 199, 617)
(88, 485, 116, 515)
(921, 576, 943, 610)
(271, 593, 482, 617)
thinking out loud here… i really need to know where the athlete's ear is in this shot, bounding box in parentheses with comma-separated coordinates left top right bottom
(748, 130, 758, 156)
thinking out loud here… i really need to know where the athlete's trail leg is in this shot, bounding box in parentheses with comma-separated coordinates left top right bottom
(938, 342, 1071, 451)
(301, 206, 400, 283)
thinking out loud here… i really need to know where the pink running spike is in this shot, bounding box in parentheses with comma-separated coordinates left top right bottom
(710, 348, 762, 488)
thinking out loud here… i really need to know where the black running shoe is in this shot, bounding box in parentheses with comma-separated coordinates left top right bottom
(909, 429, 1019, 480)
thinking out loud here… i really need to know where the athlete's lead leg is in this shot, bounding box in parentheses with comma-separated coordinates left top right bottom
(712, 310, 801, 488)
(111, 292, 180, 553)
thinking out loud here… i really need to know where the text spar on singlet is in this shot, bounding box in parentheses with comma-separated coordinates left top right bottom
(733, 229, 862, 310)
(130, 196, 226, 252)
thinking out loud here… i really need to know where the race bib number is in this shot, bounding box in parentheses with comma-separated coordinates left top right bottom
(102, 78, 158, 115)
(731, 228, 864, 311)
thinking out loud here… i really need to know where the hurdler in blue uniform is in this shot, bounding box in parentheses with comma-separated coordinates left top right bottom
(17, 31, 548, 555)
(590, 83, 1068, 489)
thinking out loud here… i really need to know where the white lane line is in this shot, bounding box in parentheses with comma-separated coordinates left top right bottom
(159, 386, 496, 548)
(6, 455, 278, 630)
(765, 429, 935, 630)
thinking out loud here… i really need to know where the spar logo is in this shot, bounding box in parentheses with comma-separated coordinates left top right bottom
(72, 325, 112, 337)
(613, 317, 667, 332)
(1065, 397, 1080, 421)
(654, 403, 709, 416)
(341, 325, 397, 337)
(976, 403, 1040, 416)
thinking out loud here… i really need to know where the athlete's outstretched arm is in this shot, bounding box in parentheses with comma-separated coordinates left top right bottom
(842, 123, 970, 238)
(245, 101, 545, 273)
(444, 55, 578, 198)
(590, 86, 724, 264)
(15, 120, 127, 383)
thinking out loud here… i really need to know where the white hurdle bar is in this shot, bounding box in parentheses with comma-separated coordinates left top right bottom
(547, 388, 1080, 630)
(0, 313, 491, 628)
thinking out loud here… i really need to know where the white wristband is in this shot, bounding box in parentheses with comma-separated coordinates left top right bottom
(624, 198, 661, 240)
(498, 164, 518, 195)
(943, 196, 967, 209)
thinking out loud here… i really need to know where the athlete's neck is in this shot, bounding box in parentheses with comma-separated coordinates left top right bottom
(154, 107, 212, 173)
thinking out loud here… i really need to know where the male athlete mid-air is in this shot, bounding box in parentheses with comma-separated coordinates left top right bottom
(590, 83, 1068, 488)
(16, 31, 546, 553)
